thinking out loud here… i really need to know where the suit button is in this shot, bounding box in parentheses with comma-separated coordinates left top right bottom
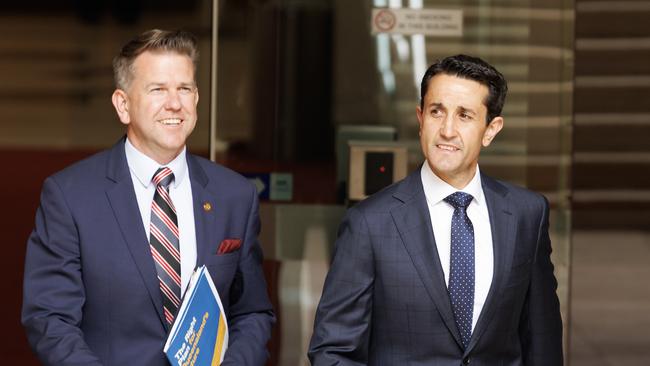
(462, 357, 470, 365)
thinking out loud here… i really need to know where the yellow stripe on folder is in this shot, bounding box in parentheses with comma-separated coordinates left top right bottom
(211, 314, 227, 365)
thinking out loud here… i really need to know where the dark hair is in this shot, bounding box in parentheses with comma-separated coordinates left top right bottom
(419, 54, 507, 124)
(113, 29, 198, 90)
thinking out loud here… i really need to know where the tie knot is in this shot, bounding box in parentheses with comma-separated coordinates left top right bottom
(444, 191, 473, 209)
(152, 167, 174, 188)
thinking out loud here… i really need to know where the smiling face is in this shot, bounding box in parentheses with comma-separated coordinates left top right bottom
(111, 50, 198, 165)
(417, 74, 503, 189)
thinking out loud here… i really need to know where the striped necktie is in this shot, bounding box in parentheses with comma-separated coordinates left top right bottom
(149, 167, 181, 326)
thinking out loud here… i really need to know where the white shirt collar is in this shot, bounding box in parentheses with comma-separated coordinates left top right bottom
(124, 137, 187, 189)
(420, 161, 485, 207)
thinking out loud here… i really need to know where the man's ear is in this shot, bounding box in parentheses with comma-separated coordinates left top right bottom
(111, 89, 130, 125)
(416, 105, 424, 136)
(482, 116, 503, 147)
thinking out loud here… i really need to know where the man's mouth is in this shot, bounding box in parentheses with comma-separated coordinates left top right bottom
(437, 144, 459, 151)
(159, 118, 182, 126)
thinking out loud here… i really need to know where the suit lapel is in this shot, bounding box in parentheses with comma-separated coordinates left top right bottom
(466, 174, 516, 353)
(104, 139, 166, 326)
(187, 155, 219, 267)
(390, 169, 463, 348)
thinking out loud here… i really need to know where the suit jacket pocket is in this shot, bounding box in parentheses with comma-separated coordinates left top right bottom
(204, 250, 241, 266)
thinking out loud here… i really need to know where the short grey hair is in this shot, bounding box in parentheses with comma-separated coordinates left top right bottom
(112, 29, 199, 90)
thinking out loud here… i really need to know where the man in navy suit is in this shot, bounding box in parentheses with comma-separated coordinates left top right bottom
(309, 55, 563, 365)
(22, 29, 274, 365)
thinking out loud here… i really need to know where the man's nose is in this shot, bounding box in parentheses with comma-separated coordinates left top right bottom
(439, 116, 456, 137)
(164, 91, 182, 110)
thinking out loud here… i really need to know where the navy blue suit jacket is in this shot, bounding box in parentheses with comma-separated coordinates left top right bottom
(309, 168, 563, 366)
(22, 139, 274, 366)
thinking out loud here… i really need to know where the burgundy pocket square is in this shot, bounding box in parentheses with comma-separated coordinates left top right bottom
(217, 239, 242, 255)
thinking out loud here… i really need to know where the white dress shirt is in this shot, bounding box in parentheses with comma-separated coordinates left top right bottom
(420, 162, 494, 331)
(125, 138, 197, 293)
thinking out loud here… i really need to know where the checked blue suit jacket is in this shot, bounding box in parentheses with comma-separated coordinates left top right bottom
(22, 139, 274, 366)
(309, 167, 563, 366)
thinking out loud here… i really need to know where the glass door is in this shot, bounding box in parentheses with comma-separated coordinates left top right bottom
(211, 0, 573, 364)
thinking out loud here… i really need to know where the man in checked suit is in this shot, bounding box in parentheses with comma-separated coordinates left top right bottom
(22, 29, 274, 365)
(309, 55, 563, 365)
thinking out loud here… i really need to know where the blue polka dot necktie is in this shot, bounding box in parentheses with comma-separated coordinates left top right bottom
(444, 191, 475, 349)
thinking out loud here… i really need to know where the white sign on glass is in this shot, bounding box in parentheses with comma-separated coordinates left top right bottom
(371, 8, 463, 37)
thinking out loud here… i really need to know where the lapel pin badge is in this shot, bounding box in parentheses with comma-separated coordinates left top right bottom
(203, 202, 212, 212)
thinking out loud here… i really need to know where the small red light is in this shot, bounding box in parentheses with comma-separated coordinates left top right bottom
(379, 166, 386, 173)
